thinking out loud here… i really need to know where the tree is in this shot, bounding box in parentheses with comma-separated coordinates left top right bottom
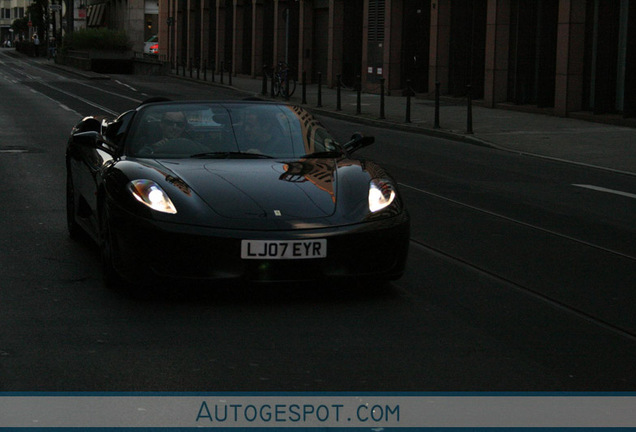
(11, 17, 29, 39)
(27, 0, 48, 39)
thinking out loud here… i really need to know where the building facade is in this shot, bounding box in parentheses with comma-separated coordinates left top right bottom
(2, 0, 89, 45)
(161, 0, 634, 118)
(86, 0, 157, 52)
(1, 0, 27, 43)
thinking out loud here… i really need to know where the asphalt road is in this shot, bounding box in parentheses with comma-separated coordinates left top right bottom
(1, 51, 635, 392)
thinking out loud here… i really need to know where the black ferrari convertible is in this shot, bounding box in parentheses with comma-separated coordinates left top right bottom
(66, 100, 409, 289)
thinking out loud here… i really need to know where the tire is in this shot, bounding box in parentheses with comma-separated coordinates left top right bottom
(99, 202, 125, 290)
(66, 169, 82, 240)
(281, 79, 296, 98)
(272, 78, 282, 97)
(99, 202, 150, 298)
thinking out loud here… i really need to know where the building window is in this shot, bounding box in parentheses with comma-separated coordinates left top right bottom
(368, 0, 385, 42)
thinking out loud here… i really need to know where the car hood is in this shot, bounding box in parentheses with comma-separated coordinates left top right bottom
(158, 159, 338, 221)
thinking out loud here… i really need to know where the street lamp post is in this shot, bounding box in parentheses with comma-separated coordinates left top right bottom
(284, 7, 289, 65)
(166, 16, 174, 69)
(65, 0, 73, 33)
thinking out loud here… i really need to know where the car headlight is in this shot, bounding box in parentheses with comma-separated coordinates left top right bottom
(368, 178, 396, 213)
(128, 179, 177, 214)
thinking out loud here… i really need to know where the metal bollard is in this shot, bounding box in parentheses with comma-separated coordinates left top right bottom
(336, 74, 342, 111)
(356, 75, 361, 115)
(196, 58, 200, 80)
(284, 69, 289, 101)
(317, 72, 322, 107)
(182, 58, 186, 77)
(466, 84, 473, 134)
(228, 61, 232, 86)
(189, 58, 193, 78)
(379, 78, 385, 119)
(301, 71, 307, 104)
(210, 61, 215, 83)
(220, 61, 224, 84)
(405, 80, 412, 123)
(262, 65, 268, 95)
(434, 82, 441, 129)
(203, 59, 207, 81)
(271, 70, 276, 98)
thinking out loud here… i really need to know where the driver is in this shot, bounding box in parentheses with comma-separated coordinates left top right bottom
(139, 110, 204, 156)
(156, 111, 189, 145)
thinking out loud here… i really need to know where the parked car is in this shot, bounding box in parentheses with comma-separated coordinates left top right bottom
(143, 35, 157, 54)
(65, 100, 410, 290)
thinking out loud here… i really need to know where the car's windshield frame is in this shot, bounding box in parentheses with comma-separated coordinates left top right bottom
(123, 102, 341, 159)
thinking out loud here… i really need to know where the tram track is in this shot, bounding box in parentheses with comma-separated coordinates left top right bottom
(400, 182, 636, 262)
(0, 50, 142, 116)
(401, 180, 636, 340)
(408, 238, 636, 342)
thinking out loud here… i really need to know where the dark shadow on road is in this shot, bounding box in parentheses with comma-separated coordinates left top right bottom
(118, 278, 402, 306)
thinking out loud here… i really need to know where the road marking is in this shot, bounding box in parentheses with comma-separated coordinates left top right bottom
(32, 79, 118, 116)
(59, 104, 80, 116)
(19, 81, 84, 117)
(572, 184, 636, 200)
(0, 149, 28, 153)
(399, 182, 636, 261)
(67, 80, 143, 104)
(1, 52, 142, 105)
(115, 79, 138, 92)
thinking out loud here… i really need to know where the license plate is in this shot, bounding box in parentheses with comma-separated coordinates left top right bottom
(241, 239, 327, 259)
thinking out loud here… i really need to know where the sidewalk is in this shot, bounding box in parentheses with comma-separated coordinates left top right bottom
(28, 51, 636, 176)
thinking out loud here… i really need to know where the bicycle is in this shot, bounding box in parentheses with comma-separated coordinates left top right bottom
(271, 61, 296, 98)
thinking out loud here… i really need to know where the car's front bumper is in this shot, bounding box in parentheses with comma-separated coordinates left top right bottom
(108, 206, 410, 285)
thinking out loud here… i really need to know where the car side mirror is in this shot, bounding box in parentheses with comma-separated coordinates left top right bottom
(73, 131, 99, 147)
(73, 131, 117, 155)
(104, 120, 123, 141)
(344, 133, 374, 154)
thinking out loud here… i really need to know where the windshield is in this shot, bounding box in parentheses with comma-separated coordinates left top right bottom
(125, 102, 340, 159)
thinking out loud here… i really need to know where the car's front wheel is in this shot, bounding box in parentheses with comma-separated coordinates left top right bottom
(99, 202, 150, 298)
(99, 202, 125, 290)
